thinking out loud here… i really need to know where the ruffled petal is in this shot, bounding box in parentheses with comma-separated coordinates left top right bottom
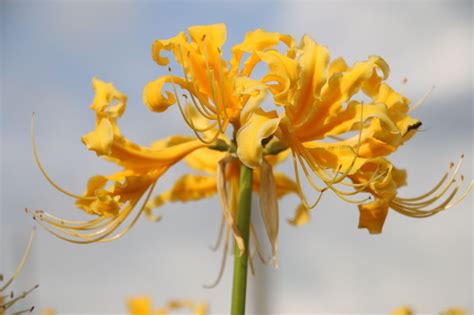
(358, 198, 390, 234)
(143, 75, 189, 113)
(236, 109, 280, 169)
(289, 35, 330, 124)
(288, 203, 310, 226)
(230, 28, 295, 75)
(144, 174, 217, 221)
(257, 50, 299, 107)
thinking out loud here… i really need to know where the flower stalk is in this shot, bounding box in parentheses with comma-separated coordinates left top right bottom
(231, 163, 253, 315)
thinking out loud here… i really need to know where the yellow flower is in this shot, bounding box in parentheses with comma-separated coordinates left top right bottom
(128, 297, 207, 315)
(1, 229, 38, 315)
(30, 78, 207, 243)
(143, 23, 294, 143)
(235, 33, 472, 233)
(29, 24, 471, 262)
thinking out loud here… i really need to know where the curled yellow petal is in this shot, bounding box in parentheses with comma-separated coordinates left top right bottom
(81, 118, 114, 156)
(358, 198, 390, 234)
(144, 174, 217, 221)
(143, 75, 188, 113)
(287, 203, 310, 226)
(236, 109, 280, 169)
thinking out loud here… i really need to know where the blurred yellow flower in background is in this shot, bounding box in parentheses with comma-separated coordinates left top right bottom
(128, 297, 207, 315)
(391, 306, 466, 315)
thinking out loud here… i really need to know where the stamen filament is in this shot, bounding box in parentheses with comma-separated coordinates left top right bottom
(0, 229, 35, 292)
(31, 113, 94, 201)
(203, 227, 230, 289)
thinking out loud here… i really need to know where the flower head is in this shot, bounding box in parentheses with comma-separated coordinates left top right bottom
(143, 24, 294, 143)
(235, 33, 472, 233)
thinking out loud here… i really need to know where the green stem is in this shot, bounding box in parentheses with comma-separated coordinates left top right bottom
(231, 163, 253, 315)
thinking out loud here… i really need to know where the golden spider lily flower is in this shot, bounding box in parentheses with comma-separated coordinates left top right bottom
(128, 297, 207, 315)
(29, 78, 206, 243)
(1, 229, 38, 315)
(235, 33, 472, 234)
(143, 23, 294, 144)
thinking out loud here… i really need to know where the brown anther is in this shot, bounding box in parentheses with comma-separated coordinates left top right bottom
(201, 34, 206, 41)
(461, 153, 465, 158)
(450, 162, 455, 168)
(182, 94, 188, 99)
(29, 306, 35, 312)
(402, 77, 408, 84)
(168, 67, 172, 72)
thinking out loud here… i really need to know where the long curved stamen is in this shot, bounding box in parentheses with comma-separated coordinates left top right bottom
(210, 215, 226, 252)
(394, 158, 463, 207)
(177, 45, 217, 118)
(31, 113, 94, 201)
(291, 149, 327, 209)
(100, 181, 157, 243)
(391, 177, 469, 217)
(295, 151, 329, 192)
(202, 36, 226, 133)
(1, 285, 38, 313)
(397, 158, 461, 202)
(393, 177, 473, 214)
(1, 229, 35, 292)
(11, 305, 36, 315)
(295, 149, 371, 204)
(26, 186, 145, 244)
(183, 103, 228, 143)
(203, 226, 230, 289)
(169, 73, 223, 144)
(409, 85, 435, 112)
(32, 210, 108, 231)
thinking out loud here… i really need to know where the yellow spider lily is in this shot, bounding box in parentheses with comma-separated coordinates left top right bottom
(143, 23, 294, 144)
(1, 229, 38, 315)
(29, 78, 206, 244)
(235, 34, 472, 233)
(128, 297, 207, 315)
(29, 24, 471, 265)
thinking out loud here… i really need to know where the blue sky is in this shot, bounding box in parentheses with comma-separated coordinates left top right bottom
(1, 1, 472, 314)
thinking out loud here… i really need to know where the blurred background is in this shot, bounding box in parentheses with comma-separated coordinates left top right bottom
(1, 1, 472, 314)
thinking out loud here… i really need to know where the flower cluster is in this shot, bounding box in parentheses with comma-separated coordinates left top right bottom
(29, 24, 471, 274)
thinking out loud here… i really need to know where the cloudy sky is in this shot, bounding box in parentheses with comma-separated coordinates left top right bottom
(1, 1, 472, 314)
